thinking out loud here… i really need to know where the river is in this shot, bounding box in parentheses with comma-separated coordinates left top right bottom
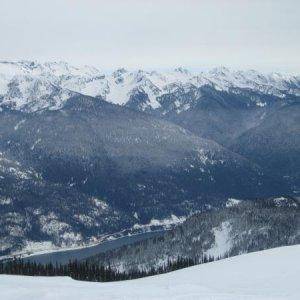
(23, 230, 164, 265)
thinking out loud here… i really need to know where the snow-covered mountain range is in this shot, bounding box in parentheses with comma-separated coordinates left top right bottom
(0, 60, 299, 112)
(0, 60, 299, 257)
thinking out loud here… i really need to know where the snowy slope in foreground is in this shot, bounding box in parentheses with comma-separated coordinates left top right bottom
(1, 245, 300, 300)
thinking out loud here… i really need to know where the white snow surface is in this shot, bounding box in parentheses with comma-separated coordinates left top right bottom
(273, 197, 298, 208)
(1, 245, 299, 300)
(0, 61, 299, 112)
(226, 198, 242, 207)
(133, 214, 186, 230)
(205, 221, 232, 258)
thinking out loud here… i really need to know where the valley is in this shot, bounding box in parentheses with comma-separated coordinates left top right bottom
(0, 61, 299, 261)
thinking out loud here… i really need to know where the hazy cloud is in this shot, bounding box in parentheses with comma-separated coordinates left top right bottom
(0, 0, 299, 73)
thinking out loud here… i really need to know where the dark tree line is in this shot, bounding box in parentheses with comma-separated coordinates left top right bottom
(0, 259, 126, 282)
(0, 254, 218, 282)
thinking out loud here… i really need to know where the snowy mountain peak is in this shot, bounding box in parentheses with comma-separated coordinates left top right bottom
(112, 68, 128, 78)
(0, 60, 102, 80)
(208, 66, 231, 76)
(174, 67, 191, 75)
(0, 60, 299, 112)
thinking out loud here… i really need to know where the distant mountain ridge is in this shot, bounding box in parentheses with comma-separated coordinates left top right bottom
(0, 60, 299, 112)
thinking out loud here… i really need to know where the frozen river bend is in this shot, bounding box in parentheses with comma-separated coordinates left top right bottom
(1, 245, 299, 300)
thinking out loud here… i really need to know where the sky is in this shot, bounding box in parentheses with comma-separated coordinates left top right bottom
(0, 0, 299, 73)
